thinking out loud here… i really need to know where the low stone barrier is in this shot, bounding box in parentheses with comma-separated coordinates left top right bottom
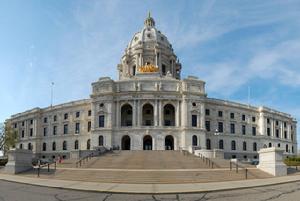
(4, 149, 33, 174)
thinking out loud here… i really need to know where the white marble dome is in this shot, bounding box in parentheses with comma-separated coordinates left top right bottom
(127, 14, 172, 50)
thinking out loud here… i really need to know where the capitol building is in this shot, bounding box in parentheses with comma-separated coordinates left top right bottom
(8, 15, 297, 160)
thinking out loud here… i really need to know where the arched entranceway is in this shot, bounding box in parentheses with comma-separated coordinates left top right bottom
(165, 135, 174, 150)
(142, 104, 154, 126)
(121, 104, 133, 127)
(121, 135, 131, 150)
(143, 135, 153, 150)
(164, 104, 175, 126)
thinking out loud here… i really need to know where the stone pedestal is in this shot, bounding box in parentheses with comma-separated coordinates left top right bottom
(194, 149, 224, 159)
(257, 147, 287, 176)
(4, 149, 33, 174)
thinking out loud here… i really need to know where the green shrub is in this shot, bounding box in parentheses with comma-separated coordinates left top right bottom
(0, 158, 8, 166)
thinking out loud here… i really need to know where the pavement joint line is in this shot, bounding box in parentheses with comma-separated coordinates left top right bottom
(1, 173, 300, 194)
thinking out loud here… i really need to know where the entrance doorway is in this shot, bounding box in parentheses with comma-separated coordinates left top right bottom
(165, 135, 174, 150)
(121, 135, 131, 150)
(143, 135, 152, 150)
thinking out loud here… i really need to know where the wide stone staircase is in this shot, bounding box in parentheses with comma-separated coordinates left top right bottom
(22, 151, 273, 184)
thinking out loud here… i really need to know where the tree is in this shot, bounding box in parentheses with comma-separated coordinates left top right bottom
(2, 122, 18, 155)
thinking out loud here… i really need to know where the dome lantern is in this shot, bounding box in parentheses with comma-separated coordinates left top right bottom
(144, 11, 155, 27)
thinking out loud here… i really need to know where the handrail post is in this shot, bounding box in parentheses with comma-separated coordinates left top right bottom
(212, 161, 214, 169)
(47, 163, 50, 172)
(245, 168, 248, 179)
(230, 161, 232, 171)
(236, 163, 238, 173)
(54, 161, 56, 170)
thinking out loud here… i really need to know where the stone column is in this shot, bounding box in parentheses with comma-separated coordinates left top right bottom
(176, 101, 180, 127)
(133, 100, 137, 127)
(137, 100, 141, 127)
(159, 100, 163, 127)
(154, 99, 158, 126)
(116, 101, 120, 127)
(200, 104, 205, 129)
(182, 98, 188, 127)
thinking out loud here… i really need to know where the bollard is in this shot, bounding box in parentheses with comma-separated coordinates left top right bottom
(212, 162, 214, 169)
(245, 168, 248, 179)
(230, 161, 232, 171)
(55, 161, 56, 170)
(37, 165, 40, 177)
(48, 163, 50, 172)
(76, 162, 78, 168)
(80, 160, 82, 167)
(236, 163, 238, 173)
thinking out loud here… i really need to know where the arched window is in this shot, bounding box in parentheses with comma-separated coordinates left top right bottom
(28, 143, 32, 150)
(268, 142, 272, 147)
(286, 144, 289, 152)
(74, 140, 79, 150)
(19, 143, 23, 149)
(206, 139, 211, 150)
(63, 141, 67, 150)
(164, 104, 175, 126)
(263, 144, 267, 148)
(99, 135, 104, 146)
(253, 142, 257, 151)
(192, 135, 198, 146)
(52, 142, 56, 151)
(243, 141, 247, 151)
(42, 142, 47, 151)
(142, 104, 154, 126)
(121, 104, 133, 127)
(87, 139, 91, 150)
(231, 140, 236, 150)
(219, 139, 224, 149)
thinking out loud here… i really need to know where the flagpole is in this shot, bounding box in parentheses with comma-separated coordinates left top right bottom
(51, 82, 54, 107)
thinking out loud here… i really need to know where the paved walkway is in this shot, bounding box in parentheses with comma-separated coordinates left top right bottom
(1, 173, 300, 194)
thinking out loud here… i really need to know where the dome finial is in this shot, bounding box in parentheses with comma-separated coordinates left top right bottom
(144, 11, 155, 27)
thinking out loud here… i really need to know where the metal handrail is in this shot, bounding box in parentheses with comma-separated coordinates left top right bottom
(35, 161, 57, 177)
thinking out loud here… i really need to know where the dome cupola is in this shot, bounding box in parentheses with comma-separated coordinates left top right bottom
(117, 13, 182, 80)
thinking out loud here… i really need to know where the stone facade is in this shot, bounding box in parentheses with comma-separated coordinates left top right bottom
(7, 15, 297, 160)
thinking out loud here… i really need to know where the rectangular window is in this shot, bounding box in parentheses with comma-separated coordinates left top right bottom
(43, 127, 48, 136)
(284, 131, 287, 139)
(230, 123, 235, 134)
(230, 113, 235, 119)
(252, 127, 256, 136)
(205, 121, 211, 132)
(21, 130, 24, 138)
(218, 111, 223, 117)
(53, 126, 57, 135)
(53, 115, 57, 122)
(165, 120, 171, 126)
(242, 125, 246, 135)
(192, 115, 197, 127)
(64, 124, 68, 134)
(22, 121, 24, 126)
(205, 109, 210, 116)
(267, 127, 271, 136)
(76, 111, 80, 118)
(252, 116, 256, 122)
(30, 128, 33, 137)
(14, 123, 17, 128)
(284, 122, 287, 128)
(99, 115, 105, 127)
(44, 117, 48, 123)
(30, 119, 33, 125)
(145, 120, 152, 126)
(88, 121, 91, 132)
(242, 114, 246, 121)
(75, 123, 80, 134)
(267, 118, 270, 124)
(276, 129, 279, 138)
(276, 120, 279, 126)
(88, 110, 92, 116)
(64, 113, 68, 120)
(218, 122, 223, 133)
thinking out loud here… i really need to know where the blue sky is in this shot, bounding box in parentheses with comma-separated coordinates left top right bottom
(0, 0, 300, 146)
